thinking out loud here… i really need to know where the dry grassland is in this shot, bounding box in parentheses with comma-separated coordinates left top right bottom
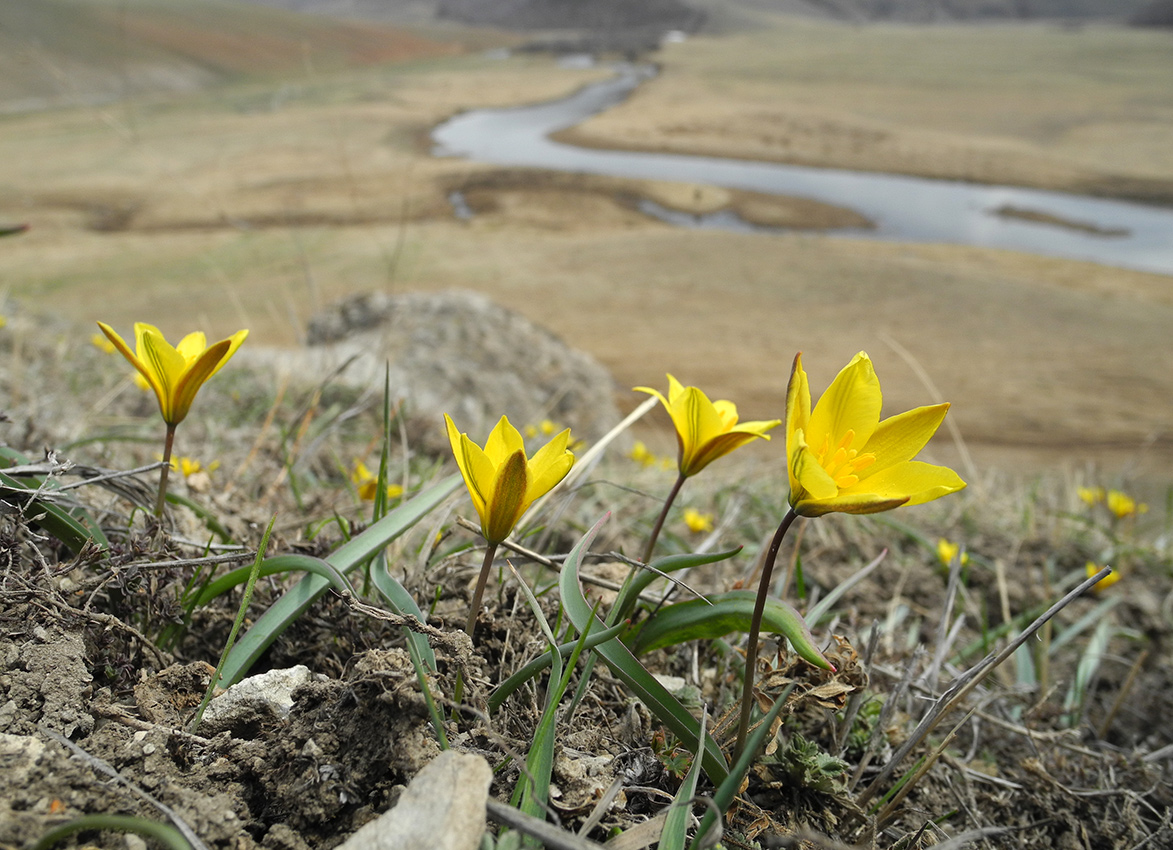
(1, 17, 1171, 487)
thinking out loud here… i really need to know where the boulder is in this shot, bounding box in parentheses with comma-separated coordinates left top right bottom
(242, 290, 620, 450)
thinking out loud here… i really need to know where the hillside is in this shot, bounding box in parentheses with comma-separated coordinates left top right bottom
(0, 0, 461, 113)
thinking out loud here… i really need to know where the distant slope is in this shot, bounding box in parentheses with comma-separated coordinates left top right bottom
(0, 0, 460, 112)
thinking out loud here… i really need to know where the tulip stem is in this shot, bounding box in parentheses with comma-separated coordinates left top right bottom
(155, 424, 177, 518)
(643, 472, 686, 565)
(734, 506, 800, 761)
(465, 542, 499, 639)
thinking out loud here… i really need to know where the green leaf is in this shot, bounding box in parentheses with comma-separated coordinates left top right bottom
(369, 554, 438, 673)
(488, 621, 627, 715)
(0, 471, 108, 554)
(559, 515, 729, 786)
(657, 710, 707, 850)
(218, 473, 461, 686)
(690, 684, 792, 849)
(188, 554, 355, 611)
(613, 548, 742, 622)
(633, 590, 832, 670)
(34, 815, 192, 850)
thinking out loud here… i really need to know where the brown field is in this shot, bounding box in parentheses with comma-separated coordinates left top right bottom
(1, 14, 1172, 490)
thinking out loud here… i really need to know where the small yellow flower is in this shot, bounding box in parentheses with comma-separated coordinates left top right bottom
(167, 456, 220, 478)
(682, 507, 714, 534)
(1106, 490, 1147, 519)
(350, 460, 405, 502)
(1086, 561, 1120, 590)
(91, 333, 116, 354)
(629, 441, 657, 467)
(1077, 486, 1105, 508)
(97, 322, 248, 426)
(635, 375, 780, 478)
(786, 352, 966, 517)
(0, 316, 7, 329)
(445, 414, 575, 544)
(524, 419, 560, 439)
(936, 538, 969, 567)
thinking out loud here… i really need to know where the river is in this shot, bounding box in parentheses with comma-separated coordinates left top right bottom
(432, 63, 1173, 277)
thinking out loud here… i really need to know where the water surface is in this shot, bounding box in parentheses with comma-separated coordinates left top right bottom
(433, 65, 1173, 277)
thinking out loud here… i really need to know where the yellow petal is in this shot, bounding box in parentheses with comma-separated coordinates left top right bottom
(204, 329, 248, 381)
(790, 433, 838, 502)
(712, 399, 739, 429)
(176, 331, 208, 363)
(137, 326, 188, 423)
(483, 449, 528, 543)
(445, 414, 493, 523)
(687, 430, 771, 475)
(97, 322, 152, 386)
(170, 338, 232, 425)
(525, 428, 574, 502)
(807, 352, 882, 449)
(860, 403, 950, 478)
(483, 416, 525, 466)
(672, 385, 728, 475)
(845, 460, 966, 508)
(785, 353, 811, 473)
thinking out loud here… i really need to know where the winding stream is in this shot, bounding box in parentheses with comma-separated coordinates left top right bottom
(432, 64, 1173, 277)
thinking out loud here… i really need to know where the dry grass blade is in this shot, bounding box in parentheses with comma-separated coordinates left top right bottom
(857, 567, 1113, 808)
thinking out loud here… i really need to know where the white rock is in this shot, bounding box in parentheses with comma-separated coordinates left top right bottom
(337, 750, 493, 850)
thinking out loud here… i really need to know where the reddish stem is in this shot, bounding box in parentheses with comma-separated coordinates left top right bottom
(642, 472, 687, 565)
(734, 506, 799, 760)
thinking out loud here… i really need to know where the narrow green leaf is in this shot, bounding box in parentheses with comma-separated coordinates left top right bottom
(189, 554, 355, 611)
(369, 554, 438, 673)
(633, 590, 832, 670)
(559, 515, 730, 785)
(218, 474, 460, 686)
(34, 815, 192, 850)
(657, 710, 707, 850)
(488, 622, 627, 715)
(613, 548, 742, 622)
(0, 471, 109, 553)
(690, 685, 792, 849)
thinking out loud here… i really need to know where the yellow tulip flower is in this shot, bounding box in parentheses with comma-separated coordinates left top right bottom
(1086, 561, 1120, 590)
(445, 414, 575, 545)
(635, 375, 780, 477)
(1106, 489, 1147, 520)
(350, 460, 404, 502)
(936, 538, 969, 567)
(786, 352, 965, 517)
(1077, 486, 1105, 508)
(683, 507, 714, 534)
(97, 322, 248, 427)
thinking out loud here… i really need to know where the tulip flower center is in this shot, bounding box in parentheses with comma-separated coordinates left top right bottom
(816, 429, 876, 489)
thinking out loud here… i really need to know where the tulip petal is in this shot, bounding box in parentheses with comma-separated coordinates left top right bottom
(785, 353, 811, 471)
(171, 339, 232, 425)
(483, 416, 525, 466)
(790, 435, 838, 502)
(526, 428, 574, 501)
(97, 322, 156, 392)
(861, 403, 950, 478)
(176, 332, 208, 362)
(844, 460, 966, 509)
(674, 385, 732, 476)
(445, 414, 494, 522)
(688, 431, 769, 475)
(484, 450, 528, 544)
(204, 329, 249, 381)
(137, 327, 188, 423)
(807, 352, 882, 449)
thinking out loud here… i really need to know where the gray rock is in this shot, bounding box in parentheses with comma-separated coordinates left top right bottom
(199, 665, 312, 737)
(241, 290, 620, 450)
(337, 750, 492, 850)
